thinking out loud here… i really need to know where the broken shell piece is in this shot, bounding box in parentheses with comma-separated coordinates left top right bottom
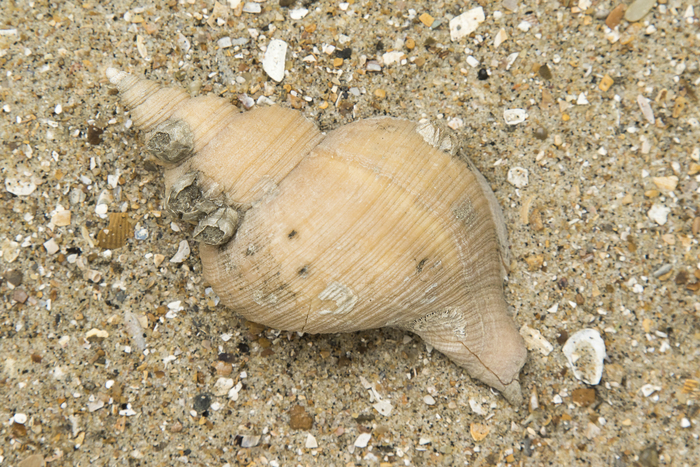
(503, 109, 528, 125)
(519, 324, 553, 356)
(562, 329, 606, 385)
(194, 207, 239, 245)
(146, 119, 195, 164)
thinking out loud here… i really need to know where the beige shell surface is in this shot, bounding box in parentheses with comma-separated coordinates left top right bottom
(107, 69, 527, 404)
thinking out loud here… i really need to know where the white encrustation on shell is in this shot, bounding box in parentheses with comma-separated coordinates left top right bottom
(562, 329, 606, 385)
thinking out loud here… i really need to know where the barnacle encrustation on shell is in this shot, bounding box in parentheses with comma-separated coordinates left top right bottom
(105, 67, 528, 404)
(146, 118, 195, 164)
(193, 206, 240, 246)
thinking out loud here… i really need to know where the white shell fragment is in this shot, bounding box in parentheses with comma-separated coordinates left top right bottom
(305, 433, 318, 449)
(648, 203, 671, 225)
(289, 8, 309, 20)
(373, 399, 393, 416)
(262, 39, 288, 82)
(170, 239, 191, 263)
(507, 167, 529, 188)
(562, 329, 606, 385)
(5, 178, 37, 196)
(449, 7, 485, 41)
(213, 377, 234, 396)
(519, 324, 554, 356)
(354, 432, 371, 448)
(43, 238, 59, 255)
(503, 108, 528, 125)
(637, 95, 655, 124)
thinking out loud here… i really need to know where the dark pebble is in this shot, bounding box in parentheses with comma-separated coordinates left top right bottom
(539, 63, 552, 80)
(279, 0, 294, 6)
(477, 68, 489, 80)
(556, 330, 569, 346)
(534, 127, 549, 140)
(639, 443, 659, 467)
(193, 393, 212, 413)
(12, 288, 29, 304)
(4, 269, 23, 287)
(87, 125, 103, 145)
(334, 48, 352, 59)
(237, 342, 250, 354)
(218, 352, 236, 362)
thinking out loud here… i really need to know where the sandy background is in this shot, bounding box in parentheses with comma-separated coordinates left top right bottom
(1, 0, 699, 465)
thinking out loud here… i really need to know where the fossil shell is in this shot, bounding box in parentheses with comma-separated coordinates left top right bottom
(106, 68, 527, 404)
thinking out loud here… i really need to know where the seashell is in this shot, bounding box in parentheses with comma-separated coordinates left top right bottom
(562, 329, 606, 385)
(105, 68, 527, 404)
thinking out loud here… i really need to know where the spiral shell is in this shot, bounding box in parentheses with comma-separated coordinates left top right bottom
(106, 68, 527, 404)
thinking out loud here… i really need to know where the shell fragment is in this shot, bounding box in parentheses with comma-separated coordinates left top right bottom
(562, 329, 606, 385)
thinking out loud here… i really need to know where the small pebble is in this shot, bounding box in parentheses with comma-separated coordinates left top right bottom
(241, 435, 260, 448)
(599, 74, 614, 92)
(680, 418, 691, 428)
(5, 269, 24, 287)
(305, 433, 318, 449)
(213, 378, 234, 396)
(262, 39, 288, 82)
(507, 167, 529, 188)
(449, 7, 485, 41)
(637, 95, 655, 124)
(538, 64, 552, 80)
(625, 0, 656, 23)
(477, 68, 489, 80)
(606, 4, 626, 28)
(289, 405, 314, 430)
(354, 432, 372, 448)
(193, 393, 212, 413)
(135, 228, 148, 240)
(640, 384, 662, 397)
(647, 203, 670, 225)
(289, 8, 309, 20)
(242, 2, 261, 13)
(423, 394, 436, 405)
(494, 28, 508, 48)
(503, 109, 528, 125)
(572, 388, 596, 407)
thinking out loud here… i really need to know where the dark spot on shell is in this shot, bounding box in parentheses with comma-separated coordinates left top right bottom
(288, 230, 297, 239)
(416, 258, 427, 274)
(298, 265, 309, 277)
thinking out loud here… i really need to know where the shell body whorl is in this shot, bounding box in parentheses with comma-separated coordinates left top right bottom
(107, 69, 527, 404)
